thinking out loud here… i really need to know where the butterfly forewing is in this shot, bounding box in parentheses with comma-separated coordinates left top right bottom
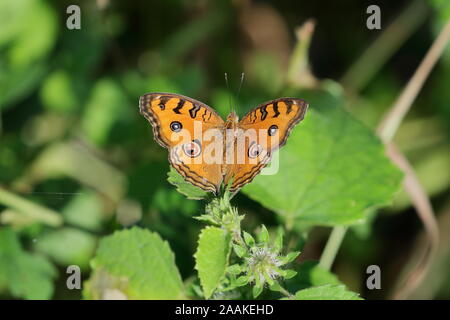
(238, 98, 308, 151)
(139, 92, 225, 194)
(224, 98, 308, 193)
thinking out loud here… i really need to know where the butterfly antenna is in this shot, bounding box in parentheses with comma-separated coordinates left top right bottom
(224, 72, 233, 114)
(236, 73, 245, 112)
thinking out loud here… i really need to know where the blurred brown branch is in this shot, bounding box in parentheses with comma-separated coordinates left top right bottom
(341, 0, 429, 92)
(386, 143, 440, 299)
(376, 17, 450, 299)
(377, 18, 450, 143)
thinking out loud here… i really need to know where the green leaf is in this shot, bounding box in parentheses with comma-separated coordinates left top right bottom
(235, 275, 249, 287)
(40, 70, 77, 113)
(252, 284, 264, 298)
(291, 284, 362, 300)
(14, 141, 126, 202)
(195, 226, 232, 299)
(258, 225, 270, 244)
(283, 270, 298, 279)
(243, 231, 255, 247)
(0, 0, 57, 108)
(0, 228, 56, 299)
(269, 281, 283, 292)
(243, 89, 403, 226)
(280, 251, 300, 265)
(227, 264, 242, 275)
(232, 244, 247, 258)
(81, 78, 129, 146)
(35, 228, 97, 270)
(273, 227, 284, 253)
(286, 260, 342, 292)
(85, 227, 185, 299)
(62, 191, 103, 232)
(167, 167, 208, 200)
(6, 0, 57, 67)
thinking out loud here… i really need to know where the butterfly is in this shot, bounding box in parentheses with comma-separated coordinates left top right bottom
(139, 93, 308, 195)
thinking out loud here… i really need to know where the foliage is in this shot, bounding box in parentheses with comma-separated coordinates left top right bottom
(0, 228, 56, 299)
(84, 227, 185, 300)
(0, 0, 449, 301)
(243, 87, 403, 226)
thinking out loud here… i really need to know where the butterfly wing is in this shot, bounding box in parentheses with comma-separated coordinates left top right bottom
(139, 93, 225, 194)
(225, 98, 308, 193)
(239, 98, 308, 150)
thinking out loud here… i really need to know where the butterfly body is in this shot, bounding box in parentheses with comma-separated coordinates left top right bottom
(139, 93, 308, 194)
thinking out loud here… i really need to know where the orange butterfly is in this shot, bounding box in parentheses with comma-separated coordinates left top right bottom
(139, 93, 308, 194)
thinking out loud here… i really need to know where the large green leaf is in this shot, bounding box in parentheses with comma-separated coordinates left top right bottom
(84, 227, 185, 299)
(0, 0, 57, 108)
(0, 228, 56, 299)
(286, 261, 342, 292)
(194, 226, 232, 299)
(35, 228, 97, 271)
(242, 89, 402, 226)
(62, 191, 104, 232)
(81, 79, 129, 146)
(291, 284, 362, 300)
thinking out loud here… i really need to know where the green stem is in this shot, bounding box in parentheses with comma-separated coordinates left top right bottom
(278, 285, 293, 299)
(0, 188, 63, 227)
(319, 0, 450, 275)
(341, 0, 428, 92)
(318, 226, 348, 271)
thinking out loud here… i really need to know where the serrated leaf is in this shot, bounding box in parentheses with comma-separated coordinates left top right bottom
(195, 227, 232, 299)
(243, 231, 255, 247)
(263, 273, 275, 286)
(0, 228, 56, 299)
(235, 275, 249, 287)
(273, 227, 284, 253)
(269, 281, 283, 292)
(280, 251, 300, 265)
(258, 225, 269, 244)
(194, 214, 218, 225)
(85, 227, 185, 299)
(290, 284, 362, 300)
(227, 264, 242, 275)
(167, 167, 208, 200)
(232, 244, 247, 258)
(283, 270, 298, 280)
(253, 285, 263, 298)
(243, 89, 402, 226)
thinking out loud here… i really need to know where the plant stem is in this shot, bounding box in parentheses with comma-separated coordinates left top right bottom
(377, 17, 450, 143)
(318, 226, 348, 271)
(341, 0, 428, 92)
(278, 285, 294, 299)
(0, 187, 63, 227)
(319, 13, 450, 275)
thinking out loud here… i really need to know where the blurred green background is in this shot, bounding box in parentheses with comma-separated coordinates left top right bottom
(0, 0, 450, 299)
